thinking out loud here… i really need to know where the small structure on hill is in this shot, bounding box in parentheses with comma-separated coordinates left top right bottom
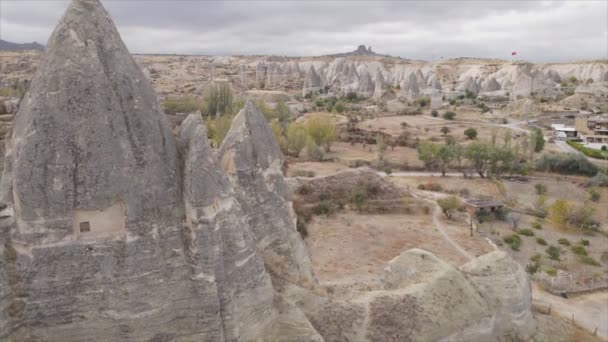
(462, 198, 505, 236)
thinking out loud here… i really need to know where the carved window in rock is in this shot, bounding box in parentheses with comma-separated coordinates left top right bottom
(79, 221, 91, 233)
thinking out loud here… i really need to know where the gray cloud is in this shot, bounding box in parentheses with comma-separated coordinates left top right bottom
(1, 0, 606, 62)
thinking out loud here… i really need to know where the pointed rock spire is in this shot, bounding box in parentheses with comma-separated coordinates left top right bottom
(2, 0, 179, 234)
(218, 101, 316, 287)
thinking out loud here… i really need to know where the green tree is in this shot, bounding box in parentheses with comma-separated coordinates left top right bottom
(306, 115, 336, 152)
(437, 196, 461, 219)
(437, 145, 455, 176)
(442, 111, 456, 120)
(286, 123, 308, 157)
(275, 101, 291, 128)
(464, 128, 478, 140)
(465, 141, 492, 177)
(418, 141, 440, 170)
(531, 128, 545, 153)
(440, 126, 450, 136)
(333, 101, 345, 113)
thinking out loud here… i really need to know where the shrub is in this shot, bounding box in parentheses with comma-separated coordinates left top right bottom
(579, 255, 601, 266)
(431, 110, 439, 117)
(437, 196, 462, 219)
(494, 207, 509, 221)
(532, 221, 543, 230)
(531, 254, 542, 262)
(163, 96, 203, 114)
(588, 188, 601, 202)
(518, 229, 535, 237)
(536, 237, 547, 245)
(558, 238, 571, 246)
(545, 268, 557, 276)
(292, 170, 316, 178)
(333, 102, 345, 113)
(545, 245, 562, 261)
(296, 216, 308, 238)
(536, 153, 599, 176)
(417, 182, 443, 192)
(580, 239, 590, 246)
(588, 172, 608, 187)
(570, 245, 587, 256)
(464, 128, 478, 140)
(548, 199, 598, 231)
(313, 201, 333, 216)
(504, 234, 522, 251)
(416, 96, 430, 107)
(442, 111, 456, 120)
(534, 183, 547, 195)
(526, 262, 540, 275)
(350, 189, 368, 212)
(566, 140, 608, 160)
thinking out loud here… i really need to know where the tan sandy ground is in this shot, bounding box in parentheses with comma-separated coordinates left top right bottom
(304, 209, 493, 285)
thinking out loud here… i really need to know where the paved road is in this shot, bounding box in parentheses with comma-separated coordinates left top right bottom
(555, 140, 608, 167)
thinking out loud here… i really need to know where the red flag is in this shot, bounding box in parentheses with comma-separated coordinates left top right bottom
(511, 51, 517, 56)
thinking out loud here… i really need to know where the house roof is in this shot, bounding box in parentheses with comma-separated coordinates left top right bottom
(463, 198, 504, 208)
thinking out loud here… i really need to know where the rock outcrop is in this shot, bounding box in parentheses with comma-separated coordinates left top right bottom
(0, 1, 320, 340)
(357, 70, 375, 97)
(302, 65, 324, 96)
(288, 249, 535, 342)
(218, 101, 316, 287)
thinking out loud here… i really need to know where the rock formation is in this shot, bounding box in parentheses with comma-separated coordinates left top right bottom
(481, 77, 501, 92)
(0, 1, 538, 341)
(218, 101, 316, 287)
(357, 70, 375, 97)
(286, 249, 534, 341)
(401, 72, 420, 99)
(0, 1, 320, 340)
(302, 65, 324, 96)
(373, 69, 386, 98)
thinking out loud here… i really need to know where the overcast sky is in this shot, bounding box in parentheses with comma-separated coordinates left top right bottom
(1, 0, 607, 62)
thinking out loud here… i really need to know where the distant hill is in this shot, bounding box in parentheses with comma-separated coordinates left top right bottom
(326, 44, 393, 58)
(0, 39, 44, 51)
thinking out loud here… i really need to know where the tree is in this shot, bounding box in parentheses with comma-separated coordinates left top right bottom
(440, 126, 450, 136)
(508, 213, 522, 231)
(437, 196, 461, 219)
(333, 101, 345, 113)
(271, 120, 288, 153)
(443, 111, 456, 120)
(465, 141, 492, 177)
(436, 145, 455, 176)
(431, 110, 439, 117)
(488, 145, 515, 177)
(464, 128, 478, 140)
(286, 123, 308, 157)
(531, 128, 545, 153)
(203, 80, 233, 117)
(275, 101, 291, 128)
(306, 115, 336, 152)
(376, 133, 387, 162)
(418, 141, 440, 170)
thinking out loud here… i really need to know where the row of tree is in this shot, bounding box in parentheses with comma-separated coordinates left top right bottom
(417, 128, 545, 177)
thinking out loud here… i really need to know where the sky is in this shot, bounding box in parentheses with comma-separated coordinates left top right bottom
(1, 0, 607, 62)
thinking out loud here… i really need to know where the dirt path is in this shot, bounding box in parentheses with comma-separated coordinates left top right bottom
(431, 204, 475, 261)
(533, 287, 608, 340)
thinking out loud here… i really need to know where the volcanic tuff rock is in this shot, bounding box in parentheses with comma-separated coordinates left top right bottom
(218, 100, 316, 287)
(285, 249, 534, 342)
(302, 66, 324, 96)
(0, 1, 320, 340)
